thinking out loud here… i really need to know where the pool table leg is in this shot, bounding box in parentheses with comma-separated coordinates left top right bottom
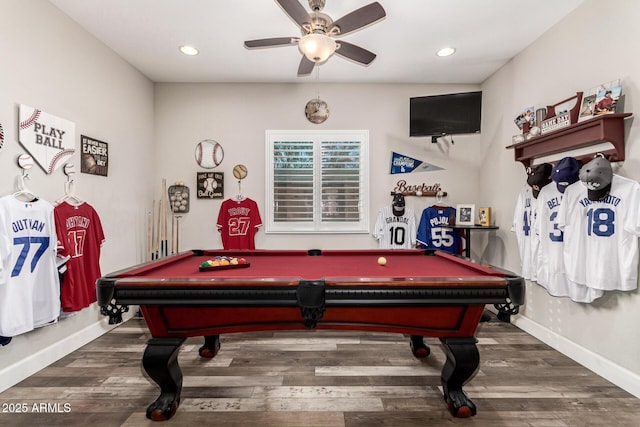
(409, 335, 431, 359)
(439, 337, 480, 418)
(199, 335, 221, 358)
(142, 337, 186, 421)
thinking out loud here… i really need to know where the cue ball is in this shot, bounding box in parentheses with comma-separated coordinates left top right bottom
(378, 257, 387, 266)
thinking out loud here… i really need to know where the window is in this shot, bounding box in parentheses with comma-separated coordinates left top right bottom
(266, 130, 369, 234)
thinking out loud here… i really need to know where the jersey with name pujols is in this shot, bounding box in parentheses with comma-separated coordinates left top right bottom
(512, 185, 537, 281)
(557, 175, 640, 291)
(534, 184, 603, 303)
(417, 206, 461, 254)
(373, 206, 416, 249)
(0, 196, 60, 337)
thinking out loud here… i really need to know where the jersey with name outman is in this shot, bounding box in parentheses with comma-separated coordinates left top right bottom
(373, 206, 416, 249)
(557, 175, 640, 291)
(0, 196, 61, 337)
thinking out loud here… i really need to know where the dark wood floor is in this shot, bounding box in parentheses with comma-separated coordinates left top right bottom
(1, 314, 639, 427)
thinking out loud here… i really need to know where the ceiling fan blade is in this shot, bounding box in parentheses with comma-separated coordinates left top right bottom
(276, 0, 311, 28)
(335, 41, 376, 65)
(328, 2, 386, 36)
(244, 37, 297, 48)
(297, 56, 315, 76)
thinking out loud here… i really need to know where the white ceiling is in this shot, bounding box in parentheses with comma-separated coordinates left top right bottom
(49, 0, 584, 84)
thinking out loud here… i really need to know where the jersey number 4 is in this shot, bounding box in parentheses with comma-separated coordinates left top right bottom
(11, 236, 50, 277)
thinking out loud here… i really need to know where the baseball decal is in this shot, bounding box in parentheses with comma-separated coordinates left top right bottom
(195, 139, 224, 169)
(233, 164, 248, 180)
(18, 104, 76, 174)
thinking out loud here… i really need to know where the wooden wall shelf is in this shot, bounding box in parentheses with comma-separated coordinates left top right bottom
(506, 113, 632, 168)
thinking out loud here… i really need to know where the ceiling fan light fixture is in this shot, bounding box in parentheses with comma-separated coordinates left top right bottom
(436, 47, 456, 57)
(299, 33, 336, 63)
(179, 45, 199, 56)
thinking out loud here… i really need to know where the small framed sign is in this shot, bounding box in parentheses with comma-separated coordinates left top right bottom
(478, 207, 492, 227)
(197, 172, 224, 199)
(81, 135, 109, 176)
(456, 204, 476, 226)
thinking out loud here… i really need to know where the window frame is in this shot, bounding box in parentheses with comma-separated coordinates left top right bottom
(265, 129, 370, 234)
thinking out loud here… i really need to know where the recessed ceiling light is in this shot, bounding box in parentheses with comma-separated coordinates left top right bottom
(179, 45, 199, 56)
(436, 47, 456, 57)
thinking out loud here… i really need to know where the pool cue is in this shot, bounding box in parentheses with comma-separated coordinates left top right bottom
(155, 199, 161, 260)
(151, 200, 156, 260)
(171, 210, 175, 254)
(163, 179, 168, 257)
(175, 215, 182, 253)
(147, 210, 152, 261)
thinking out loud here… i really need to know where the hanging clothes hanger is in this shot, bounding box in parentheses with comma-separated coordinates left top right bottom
(55, 164, 83, 205)
(432, 190, 449, 208)
(12, 154, 38, 201)
(13, 172, 38, 202)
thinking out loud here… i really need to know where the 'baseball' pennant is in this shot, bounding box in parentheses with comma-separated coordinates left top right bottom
(389, 152, 443, 174)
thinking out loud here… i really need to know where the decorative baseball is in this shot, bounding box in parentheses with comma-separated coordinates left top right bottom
(233, 164, 248, 180)
(195, 140, 224, 169)
(17, 154, 34, 169)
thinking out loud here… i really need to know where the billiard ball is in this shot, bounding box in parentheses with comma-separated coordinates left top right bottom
(378, 256, 387, 266)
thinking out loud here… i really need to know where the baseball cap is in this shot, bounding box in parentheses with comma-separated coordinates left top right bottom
(551, 157, 581, 193)
(392, 193, 405, 216)
(527, 163, 553, 198)
(579, 156, 612, 200)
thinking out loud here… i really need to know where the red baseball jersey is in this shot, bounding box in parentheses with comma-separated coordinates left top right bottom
(54, 202, 105, 312)
(216, 198, 262, 250)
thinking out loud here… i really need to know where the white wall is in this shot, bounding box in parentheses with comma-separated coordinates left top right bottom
(479, 0, 640, 396)
(154, 83, 484, 251)
(0, 1, 154, 391)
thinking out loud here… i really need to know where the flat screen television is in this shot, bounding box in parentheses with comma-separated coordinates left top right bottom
(410, 91, 482, 137)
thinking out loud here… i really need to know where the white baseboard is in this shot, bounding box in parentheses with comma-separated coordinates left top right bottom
(0, 311, 135, 394)
(511, 315, 640, 399)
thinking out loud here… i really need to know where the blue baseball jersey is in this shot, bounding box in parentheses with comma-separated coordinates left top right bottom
(417, 206, 461, 254)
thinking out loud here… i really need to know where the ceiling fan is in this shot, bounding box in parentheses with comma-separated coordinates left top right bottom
(244, 0, 386, 76)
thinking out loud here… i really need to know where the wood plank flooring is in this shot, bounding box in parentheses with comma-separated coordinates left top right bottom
(1, 314, 639, 426)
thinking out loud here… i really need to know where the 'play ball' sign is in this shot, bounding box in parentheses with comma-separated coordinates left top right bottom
(19, 104, 75, 174)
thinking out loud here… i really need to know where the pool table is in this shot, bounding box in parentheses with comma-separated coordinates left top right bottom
(97, 249, 524, 421)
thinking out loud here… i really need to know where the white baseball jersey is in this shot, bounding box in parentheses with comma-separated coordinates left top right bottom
(0, 196, 61, 337)
(373, 206, 416, 249)
(512, 185, 537, 280)
(534, 184, 603, 302)
(557, 175, 640, 291)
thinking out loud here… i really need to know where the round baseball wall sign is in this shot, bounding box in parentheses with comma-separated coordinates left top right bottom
(195, 139, 224, 169)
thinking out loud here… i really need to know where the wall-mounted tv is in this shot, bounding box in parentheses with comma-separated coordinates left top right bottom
(410, 91, 482, 137)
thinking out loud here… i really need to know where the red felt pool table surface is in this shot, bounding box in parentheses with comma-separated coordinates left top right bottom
(111, 249, 507, 285)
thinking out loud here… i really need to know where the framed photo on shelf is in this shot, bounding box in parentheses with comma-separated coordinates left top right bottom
(478, 207, 492, 227)
(456, 204, 476, 226)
